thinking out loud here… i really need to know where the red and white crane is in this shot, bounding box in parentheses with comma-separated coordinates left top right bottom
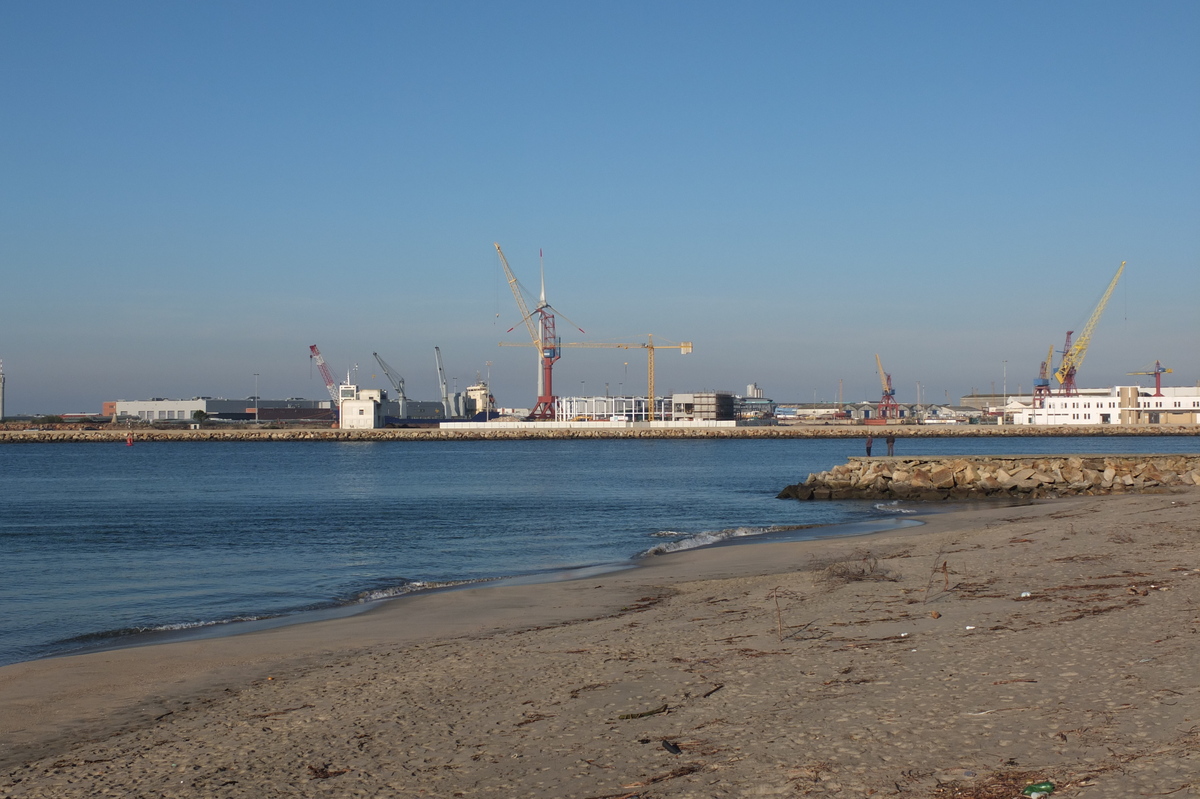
(494, 243, 584, 419)
(308, 345, 340, 406)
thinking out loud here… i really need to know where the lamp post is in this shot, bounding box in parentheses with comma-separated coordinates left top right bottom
(1002, 360, 1008, 424)
(253, 373, 259, 423)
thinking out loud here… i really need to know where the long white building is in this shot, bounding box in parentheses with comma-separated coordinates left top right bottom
(108, 397, 333, 422)
(1013, 385, 1200, 426)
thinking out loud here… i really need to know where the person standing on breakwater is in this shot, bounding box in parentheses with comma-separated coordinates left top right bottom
(886, 434, 895, 456)
(865, 435, 873, 457)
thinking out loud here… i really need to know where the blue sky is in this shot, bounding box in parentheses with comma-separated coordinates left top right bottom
(1, 1, 1196, 413)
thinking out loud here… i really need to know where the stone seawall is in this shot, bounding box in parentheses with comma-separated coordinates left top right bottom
(778, 454, 1200, 501)
(2, 424, 1198, 444)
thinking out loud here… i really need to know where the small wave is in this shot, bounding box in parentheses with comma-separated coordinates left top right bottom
(873, 500, 917, 514)
(650, 530, 688, 538)
(638, 525, 780, 557)
(57, 614, 277, 645)
(347, 576, 500, 603)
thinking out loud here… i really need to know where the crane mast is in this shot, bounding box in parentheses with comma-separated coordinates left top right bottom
(1055, 261, 1125, 395)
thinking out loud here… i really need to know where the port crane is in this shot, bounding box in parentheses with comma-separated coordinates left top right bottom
(869, 353, 899, 423)
(494, 243, 584, 419)
(1128, 360, 1172, 397)
(434, 346, 454, 418)
(1055, 261, 1125, 395)
(372, 352, 407, 418)
(1032, 344, 1055, 408)
(308, 345, 340, 411)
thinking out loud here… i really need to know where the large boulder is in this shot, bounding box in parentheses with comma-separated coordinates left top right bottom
(930, 467, 956, 489)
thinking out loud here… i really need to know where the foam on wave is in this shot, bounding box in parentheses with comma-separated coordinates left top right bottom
(348, 577, 498, 603)
(638, 525, 783, 557)
(873, 500, 917, 514)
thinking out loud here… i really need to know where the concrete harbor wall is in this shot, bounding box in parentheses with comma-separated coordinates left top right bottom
(1, 424, 1198, 444)
(778, 454, 1200, 501)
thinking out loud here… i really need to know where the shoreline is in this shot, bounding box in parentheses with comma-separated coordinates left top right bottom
(4, 489, 1198, 796)
(2, 424, 1199, 443)
(24, 515, 929, 667)
(0, 504, 990, 770)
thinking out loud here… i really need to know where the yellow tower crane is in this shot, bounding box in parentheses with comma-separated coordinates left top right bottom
(561, 336, 693, 421)
(500, 335, 693, 421)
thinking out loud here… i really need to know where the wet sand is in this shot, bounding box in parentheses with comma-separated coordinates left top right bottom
(2, 491, 1198, 797)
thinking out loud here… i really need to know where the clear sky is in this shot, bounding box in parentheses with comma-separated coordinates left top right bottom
(2, 1, 1197, 414)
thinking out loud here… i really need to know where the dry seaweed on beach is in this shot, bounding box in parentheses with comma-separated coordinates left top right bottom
(932, 771, 1054, 798)
(617, 704, 669, 720)
(815, 549, 899, 585)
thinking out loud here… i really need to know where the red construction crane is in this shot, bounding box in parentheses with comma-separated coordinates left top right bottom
(494, 244, 583, 420)
(1127, 361, 1172, 397)
(308, 345, 340, 406)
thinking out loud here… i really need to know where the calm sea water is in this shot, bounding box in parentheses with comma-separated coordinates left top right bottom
(0, 435, 1195, 666)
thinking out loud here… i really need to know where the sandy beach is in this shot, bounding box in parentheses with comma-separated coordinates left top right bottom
(2, 491, 1198, 798)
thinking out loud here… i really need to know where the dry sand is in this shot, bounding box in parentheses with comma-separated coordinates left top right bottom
(2, 491, 1198, 798)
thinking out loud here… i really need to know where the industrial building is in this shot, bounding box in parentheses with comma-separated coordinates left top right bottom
(105, 343, 493, 428)
(1013, 385, 1200, 426)
(107, 385, 487, 429)
(547, 390, 772, 424)
(671, 392, 737, 421)
(107, 397, 335, 423)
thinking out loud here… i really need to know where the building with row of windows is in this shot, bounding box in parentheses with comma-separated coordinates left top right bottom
(105, 397, 334, 422)
(1012, 385, 1200, 426)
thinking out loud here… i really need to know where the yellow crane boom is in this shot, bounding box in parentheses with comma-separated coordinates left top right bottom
(494, 243, 540, 354)
(561, 336, 692, 421)
(1055, 261, 1125, 390)
(874, 353, 892, 395)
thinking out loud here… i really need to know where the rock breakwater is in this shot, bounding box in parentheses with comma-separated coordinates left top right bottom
(778, 454, 1200, 501)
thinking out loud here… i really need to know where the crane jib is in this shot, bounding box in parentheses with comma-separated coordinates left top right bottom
(1054, 261, 1125, 386)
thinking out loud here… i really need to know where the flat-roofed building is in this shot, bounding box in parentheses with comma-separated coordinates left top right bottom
(113, 397, 334, 422)
(1012, 386, 1200, 426)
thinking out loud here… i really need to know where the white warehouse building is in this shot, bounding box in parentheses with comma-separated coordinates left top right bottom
(1013, 386, 1200, 426)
